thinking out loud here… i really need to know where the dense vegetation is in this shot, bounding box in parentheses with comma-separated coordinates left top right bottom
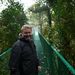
(0, 0, 75, 68)
(0, 1, 28, 52)
(28, 0, 75, 68)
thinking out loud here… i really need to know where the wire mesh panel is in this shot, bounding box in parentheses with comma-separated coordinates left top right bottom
(0, 33, 75, 75)
(39, 33, 75, 75)
(0, 49, 11, 75)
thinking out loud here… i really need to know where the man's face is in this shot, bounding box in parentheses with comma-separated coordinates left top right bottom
(22, 28, 32, 40)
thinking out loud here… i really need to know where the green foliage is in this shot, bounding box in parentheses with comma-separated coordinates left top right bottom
(36, 0, 75, 68)
(1, 2, 28, 26)
(0, 1, 28, 51)
(46, 0, 75, 67)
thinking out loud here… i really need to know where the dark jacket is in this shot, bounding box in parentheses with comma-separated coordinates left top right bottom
(9, 38, 39, 75)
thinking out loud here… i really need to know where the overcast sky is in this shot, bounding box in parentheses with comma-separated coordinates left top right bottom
(0, 0, 36, 12)
(18, 0, 36, 10)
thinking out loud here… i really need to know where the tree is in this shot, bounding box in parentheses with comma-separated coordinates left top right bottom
(0, 1, 28, 51)
(45, 0, 75, 67)
(28, 1, 51, 35)
(35, 0, 75, 68)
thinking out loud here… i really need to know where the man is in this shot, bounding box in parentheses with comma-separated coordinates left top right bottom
(9, 25, 40, 75)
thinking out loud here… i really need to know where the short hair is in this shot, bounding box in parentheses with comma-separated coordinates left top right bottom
(21, 24, 32, 32)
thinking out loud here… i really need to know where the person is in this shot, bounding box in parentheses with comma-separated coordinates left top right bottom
(9, 25, 41, 75)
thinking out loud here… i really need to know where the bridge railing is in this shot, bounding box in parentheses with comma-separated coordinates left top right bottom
(0, 48, 11, 75)
(0, 33, 75, 75)
(39, 33, 75, 75)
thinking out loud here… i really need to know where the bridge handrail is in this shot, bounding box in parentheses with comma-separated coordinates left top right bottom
(39, 33, 75, 75)
(0, 48, 11, 58)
